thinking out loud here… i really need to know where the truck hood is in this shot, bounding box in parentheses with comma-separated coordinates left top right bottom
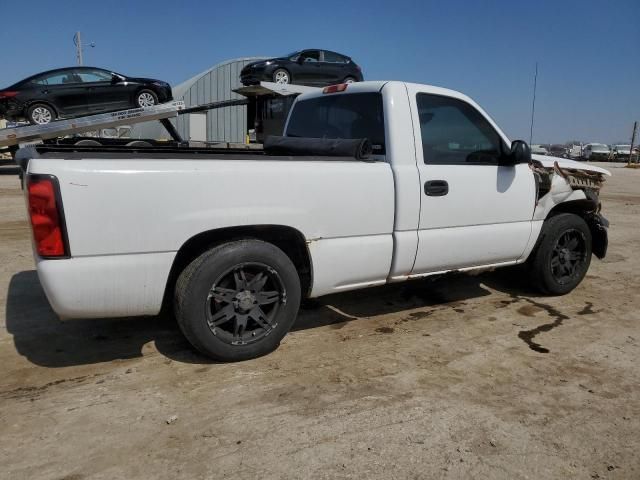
(532, 154, 611, 176)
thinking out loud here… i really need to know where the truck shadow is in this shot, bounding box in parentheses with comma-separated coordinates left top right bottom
(5, 270, 198, 368)
(6, 268, 540, 367)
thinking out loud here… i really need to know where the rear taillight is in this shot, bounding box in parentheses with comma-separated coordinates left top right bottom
(322, 83, 348, 94)
(27, 175, 68, 257)
(0, 91, 18, 99)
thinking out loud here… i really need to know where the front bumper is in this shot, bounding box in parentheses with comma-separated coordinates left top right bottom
(240, 72, 269, 85)
(240, 65, 272, 85)
(156, 86, 173, 103)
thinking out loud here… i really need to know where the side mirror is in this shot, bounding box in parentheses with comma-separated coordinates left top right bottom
(501, 140, 531, 166)
(296, 56, 305, 65)
(111, 74, 122, 84)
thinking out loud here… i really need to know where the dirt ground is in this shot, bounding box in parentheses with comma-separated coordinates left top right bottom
(0, 162, 638, 480)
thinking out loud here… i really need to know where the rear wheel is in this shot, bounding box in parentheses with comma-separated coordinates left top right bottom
(136, 89, 158, 108)
(343, 76, 357, 84)
(528, 213, 592, 295)
(27, 103, 56, 125)
(174, 240, 301, 361)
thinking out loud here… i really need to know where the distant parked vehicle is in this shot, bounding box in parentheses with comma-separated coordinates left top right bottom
(548, 144, 568, 157)
(610, 144, 631, 162)
(0, 67, 173, 125)
(568, 144, 583, 159)
(530, 144, 549, 155)
(240, 49, 364, 87)
(582, 143, 610, 161)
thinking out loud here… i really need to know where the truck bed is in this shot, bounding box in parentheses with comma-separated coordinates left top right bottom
(17, 143, 377, 165)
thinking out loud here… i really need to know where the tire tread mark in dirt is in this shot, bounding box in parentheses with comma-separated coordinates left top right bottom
(515, 297, 570, 353)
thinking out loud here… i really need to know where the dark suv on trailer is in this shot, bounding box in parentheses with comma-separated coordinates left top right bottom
(0, 67, 172, 125)
(240, 49, 363, 87)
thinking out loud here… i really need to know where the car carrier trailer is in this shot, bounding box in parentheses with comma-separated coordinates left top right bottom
(0, 82, 318, 159)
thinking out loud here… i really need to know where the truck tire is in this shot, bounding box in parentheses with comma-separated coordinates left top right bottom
(528, 213, 592, 295)
(174, 239, 301, 361)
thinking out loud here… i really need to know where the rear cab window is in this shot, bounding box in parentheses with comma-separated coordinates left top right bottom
(285, 92, 386, 154)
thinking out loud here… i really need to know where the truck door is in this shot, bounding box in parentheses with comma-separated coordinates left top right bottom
(407, 87, 535, 274)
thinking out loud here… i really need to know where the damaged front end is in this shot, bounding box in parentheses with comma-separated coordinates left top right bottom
(530, 156, 610, 259)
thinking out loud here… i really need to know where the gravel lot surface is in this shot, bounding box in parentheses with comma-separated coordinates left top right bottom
(1, 162, 638, 479)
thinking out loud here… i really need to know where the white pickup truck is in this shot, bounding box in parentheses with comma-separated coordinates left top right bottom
(20, 81, 610, 361)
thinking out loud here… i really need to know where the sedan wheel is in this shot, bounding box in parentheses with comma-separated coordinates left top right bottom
(343, 77, 357, 84)
(136, 90, 157, 108)
(28, 104, 54, 125)
(273, 69, 290, 85)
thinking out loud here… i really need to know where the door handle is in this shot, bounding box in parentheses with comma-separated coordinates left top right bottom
(424, 180, 449, 196)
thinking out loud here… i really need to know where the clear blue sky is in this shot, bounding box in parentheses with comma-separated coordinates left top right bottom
(2, 0, 638, 144)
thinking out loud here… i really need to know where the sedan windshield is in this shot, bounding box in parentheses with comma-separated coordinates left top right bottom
(285, 51, 300, 60)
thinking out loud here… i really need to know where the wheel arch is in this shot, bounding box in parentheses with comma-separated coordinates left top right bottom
(162, 224, 313, 311)
(25, 100, 58, 118)
(133, 87, 159, 104)
(546, 199, 608, 259)
(272, 67, 292, 82)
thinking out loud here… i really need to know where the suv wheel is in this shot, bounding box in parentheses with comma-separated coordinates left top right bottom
(528, 213, 592, 295)
(174, 239, 301, 361)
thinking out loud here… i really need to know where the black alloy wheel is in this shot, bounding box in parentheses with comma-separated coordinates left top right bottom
(206, 262, 286, 345)
(550, 229, 587, 285)
(528, 213, 592, 295)
(174, 239, 301, 361)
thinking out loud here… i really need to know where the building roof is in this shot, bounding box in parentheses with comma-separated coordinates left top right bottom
(172, 57, 268, 99)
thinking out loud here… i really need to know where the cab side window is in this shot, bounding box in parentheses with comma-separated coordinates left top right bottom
(32, 70, 81, 86)
(417, 93, 503, 165)
(299, 50, 320, 63)
(76, 69, 112, 83)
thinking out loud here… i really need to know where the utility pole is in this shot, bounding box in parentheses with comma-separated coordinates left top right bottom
(74, 31, 83, 65)
(629, 121, 638, 166)
(529, 62, 538, 145)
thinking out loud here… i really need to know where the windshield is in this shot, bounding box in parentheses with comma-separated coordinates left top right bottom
(286, 92, 386, 154)
(285, 51, 300, 60)
(591, 144, 609, 152)
(615, 145, 630, 150)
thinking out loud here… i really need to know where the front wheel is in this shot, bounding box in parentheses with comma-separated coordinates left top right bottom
(174, 240, 301, 361)
(528, 213, 592, 295)
(273, 69, 291, 84)
(136, 89, 158, 108)
(343, 76, 357, 84)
